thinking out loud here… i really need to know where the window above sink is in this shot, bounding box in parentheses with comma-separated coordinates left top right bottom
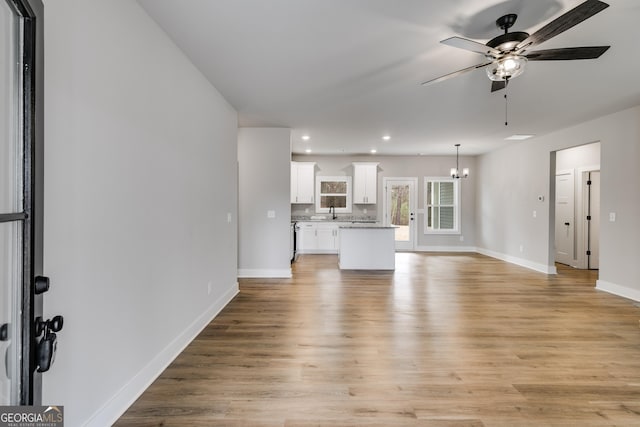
(315, 176, 352, 214)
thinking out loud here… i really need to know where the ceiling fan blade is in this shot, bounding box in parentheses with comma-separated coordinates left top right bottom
(421, 61, 493, 86)
(441, 37, 500, 57)
(525, 46, 610, 61)
(491, 80, 506, 92)
(516, 0, 609, 52)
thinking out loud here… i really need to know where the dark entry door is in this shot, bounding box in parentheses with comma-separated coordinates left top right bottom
(1, 0, 44, 405)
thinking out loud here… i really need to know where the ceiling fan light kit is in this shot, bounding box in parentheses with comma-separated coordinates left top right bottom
(486, 55, 527, 81)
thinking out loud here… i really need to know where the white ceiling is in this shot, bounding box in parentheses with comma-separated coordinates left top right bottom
(137, 0, 640, 155)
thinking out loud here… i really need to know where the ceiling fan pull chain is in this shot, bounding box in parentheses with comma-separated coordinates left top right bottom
(504, 78, 509, 126)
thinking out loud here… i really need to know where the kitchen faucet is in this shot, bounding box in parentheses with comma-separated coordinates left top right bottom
(329, 205, 337, 220)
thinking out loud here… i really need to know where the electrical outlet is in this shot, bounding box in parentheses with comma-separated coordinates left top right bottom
(207, 281, 212, 295)
(227, 213, 232, 223)
(267, 210, 276, 218)
(519, 245, 524, 253)
(459, 235, 464, 242)
(533, 210, 537, 218)
(609, 212, 616, 222)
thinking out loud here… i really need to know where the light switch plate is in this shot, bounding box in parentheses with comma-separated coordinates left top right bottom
(609, 212, 616, 222)
(267, 210, 276, 218)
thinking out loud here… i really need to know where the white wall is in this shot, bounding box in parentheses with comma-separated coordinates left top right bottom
(477, 106, 640, 300)
(556, 142, 601, 171)
(42, 1, 239, 425)
(292, 154, 477, 250)
(238, 128, 292, 278)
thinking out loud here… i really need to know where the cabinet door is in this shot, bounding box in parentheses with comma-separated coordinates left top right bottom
(316, 227, 335, 251)
(298, 224, 317, 252)
(296, 163, 315, 203)
(353, 163, 377, 204)
(353, 166, 367, 203)
(291, 162, 315, 204)
(290, 163, 299, 203)
(364, 165, 377, 203)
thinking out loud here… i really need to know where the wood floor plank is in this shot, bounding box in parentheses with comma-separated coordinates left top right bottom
(115, 253, 640, 426)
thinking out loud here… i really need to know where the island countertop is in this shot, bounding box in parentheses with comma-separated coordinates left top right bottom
(338, 225, 397, 229)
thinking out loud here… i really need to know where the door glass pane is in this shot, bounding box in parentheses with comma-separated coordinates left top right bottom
(391, 184, 410, 241)
(1, 0, 22, 214)
(0, 0, 23, 405)
(0, 221, 23, 405)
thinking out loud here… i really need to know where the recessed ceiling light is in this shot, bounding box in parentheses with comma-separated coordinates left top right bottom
(382, 135, 391, 141)
(505, 134, 535, 140)
(305, 148, 312, 153)
(370, 149, 377, 154)
(302, 135, 310, 141)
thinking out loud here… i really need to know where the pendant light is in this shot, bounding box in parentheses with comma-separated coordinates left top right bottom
(450, 144, 469, 179)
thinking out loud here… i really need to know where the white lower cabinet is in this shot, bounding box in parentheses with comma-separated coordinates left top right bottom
(297, 222, 346, 254)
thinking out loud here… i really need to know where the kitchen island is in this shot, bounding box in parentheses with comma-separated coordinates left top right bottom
(338, 225, 396, 270)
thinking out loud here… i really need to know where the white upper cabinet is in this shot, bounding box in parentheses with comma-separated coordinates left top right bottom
(352, 162, 378, 204)
(291, 162, 315, 204)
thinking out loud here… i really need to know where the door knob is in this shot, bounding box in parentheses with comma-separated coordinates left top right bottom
(34, 276, 50, 294)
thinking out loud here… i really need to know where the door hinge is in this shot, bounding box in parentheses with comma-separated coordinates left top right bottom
(586, 215, 591, 221)
(586, 250, 591, 256)
(587, 180, 592, 186)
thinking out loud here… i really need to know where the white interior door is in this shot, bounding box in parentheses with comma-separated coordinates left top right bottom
(384, 178, 417, 251)
(586, 171, 600, 269)
(555, 171, 575, 266)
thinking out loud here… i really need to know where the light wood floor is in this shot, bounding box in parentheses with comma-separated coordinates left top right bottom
(116, 253, 640, 426)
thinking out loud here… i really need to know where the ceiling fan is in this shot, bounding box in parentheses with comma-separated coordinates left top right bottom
(422, 0, 611, 92)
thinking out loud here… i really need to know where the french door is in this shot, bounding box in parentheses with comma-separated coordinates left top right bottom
(1, 0, 44, 405)
(383, 178, 417, 251)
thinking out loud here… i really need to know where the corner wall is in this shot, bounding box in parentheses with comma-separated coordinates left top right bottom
(477, 106, 640, 299)
(238, 128, 292, 277)
(42, 1, 239, 425)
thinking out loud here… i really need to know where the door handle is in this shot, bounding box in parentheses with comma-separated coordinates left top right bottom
(564, 222, 570, 226)
(35, 315, 64, 373)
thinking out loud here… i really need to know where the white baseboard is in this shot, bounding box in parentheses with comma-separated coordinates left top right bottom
(297, 250, 337, 255)
(238, 268, 292, 278)
(84, 282, 239, 427)
(413, 245, 477, 253)
(596, 280, 640, 302)
(476, 247, 557, 274)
